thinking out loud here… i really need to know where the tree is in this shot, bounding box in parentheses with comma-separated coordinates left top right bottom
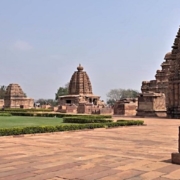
(0, 85, 7, 99)
(106, 88, 139, 106)
(35, 99, 58, 106)
(55, 83, 69, 100)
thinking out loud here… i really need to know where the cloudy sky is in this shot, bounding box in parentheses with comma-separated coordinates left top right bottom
(0, 0, 180, 101)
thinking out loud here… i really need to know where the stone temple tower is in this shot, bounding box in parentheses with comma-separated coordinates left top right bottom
(68, 64, 93, 95)
(167, 27, 180, 118)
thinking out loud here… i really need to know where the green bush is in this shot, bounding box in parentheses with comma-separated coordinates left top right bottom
(116, 120, 144, 125)
(8, 112, 112, 119)
(10, 112, 35, 116)
(0, 120, 144, 136)
(63, 117, 112, 123)
(1, 108, 52, 113)
(0, 124, 105, 136)
(0, 113, 12, 116)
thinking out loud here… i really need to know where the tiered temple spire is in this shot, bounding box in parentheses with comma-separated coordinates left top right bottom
(167, 27, 180, 118)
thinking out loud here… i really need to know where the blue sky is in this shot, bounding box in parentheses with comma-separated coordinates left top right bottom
(0, 0, 180, 100)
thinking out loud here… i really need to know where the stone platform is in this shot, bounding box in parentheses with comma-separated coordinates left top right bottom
(0, 117, 180, 180)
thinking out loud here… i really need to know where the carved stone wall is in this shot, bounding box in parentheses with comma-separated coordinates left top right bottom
(137, 49, 173, 117)
(137, 93, 166, 117)
(114, 98, 138, 116)
(167, 27, 180, 118)
(141, 51, 173, 107)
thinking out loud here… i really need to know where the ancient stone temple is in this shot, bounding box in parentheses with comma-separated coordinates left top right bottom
(167, 27, 180, 118)
(137, 51, 173, 117)
(4, 83, 34, 109)
(58, 64, 112, 114)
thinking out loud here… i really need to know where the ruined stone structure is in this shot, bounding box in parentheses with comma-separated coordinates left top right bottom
(4, 84, 34, 109)
(136, 92, 166, 117)
(137, 51, 173, 117)
(58, 64, 112, 114)
(114, 98, 138, 116)
(141, 52, 172, 103)
(167, 28, 180, 118)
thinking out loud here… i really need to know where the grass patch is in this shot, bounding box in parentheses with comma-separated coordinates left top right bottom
(0, 116, 65, 128)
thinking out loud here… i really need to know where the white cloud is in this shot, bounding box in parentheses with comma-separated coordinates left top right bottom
(13, 40, 33, 51)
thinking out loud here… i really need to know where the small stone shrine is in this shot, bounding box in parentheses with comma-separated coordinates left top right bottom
(4, 83, 34, 109)
(136, 51, 173, 117)
(114, 98, 138, 116)
(58, 64, 112, 114)
(136, 92, 166, 117)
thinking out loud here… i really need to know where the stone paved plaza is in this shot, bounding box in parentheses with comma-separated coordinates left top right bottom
(0, 117, 180, 180)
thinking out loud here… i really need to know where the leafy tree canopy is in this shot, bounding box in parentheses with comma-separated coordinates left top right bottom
(106, 88, 139, 106)
(55, 83, 69, 100)
(35, 99, 58, 106)
(0, 85, 7, 99)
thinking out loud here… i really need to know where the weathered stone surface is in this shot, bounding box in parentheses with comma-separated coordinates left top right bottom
(4, 83, 34, 109)
(167, 27, 180, 118)
(114, 98, 138, 116)
(137, 92, 166, 117)
(137, 50, 173, 117)
(141, 51, 172, 100)
(69, 64, 93, 95)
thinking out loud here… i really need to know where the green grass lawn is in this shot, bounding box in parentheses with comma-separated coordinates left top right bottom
(0, 116, 65, 128)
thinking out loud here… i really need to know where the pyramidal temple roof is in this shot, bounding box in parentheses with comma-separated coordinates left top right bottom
(5, 84, 26, 98)
(68, 64, 93, 95)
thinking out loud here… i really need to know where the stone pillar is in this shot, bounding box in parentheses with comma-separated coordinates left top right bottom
(171, 126, 180, 164)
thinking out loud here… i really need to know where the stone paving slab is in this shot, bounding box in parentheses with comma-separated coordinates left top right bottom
(0, 117, 180, 179)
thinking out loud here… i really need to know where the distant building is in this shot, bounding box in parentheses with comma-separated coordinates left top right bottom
(4, 83, 34, 109)
(58, 64, 112, 114)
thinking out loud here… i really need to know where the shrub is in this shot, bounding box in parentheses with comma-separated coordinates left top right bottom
(63, 117, 112, 123)
(0, 120, 144, 136)
(117, 120, 144, 125)
(0, 124, 104, 136)
(1, 108, 52, 112)
(0, 113, 12, 116)
(8, 112, 112, 119)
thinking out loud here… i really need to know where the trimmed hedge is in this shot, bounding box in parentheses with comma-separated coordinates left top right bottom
(63, 117, 112, 123)
(108, 120, 144, 127)
(0, 124, 104, 136)
(1, 108, 52, 112)
(7, 112, 112, 119)
(0, 113, 12, 116)
(0, 120, 144, 136)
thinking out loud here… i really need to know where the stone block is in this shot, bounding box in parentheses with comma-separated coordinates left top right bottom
(171, 153, 180, 165)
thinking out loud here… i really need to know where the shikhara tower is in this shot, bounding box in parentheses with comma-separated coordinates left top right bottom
(167, 27, 180, 118)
